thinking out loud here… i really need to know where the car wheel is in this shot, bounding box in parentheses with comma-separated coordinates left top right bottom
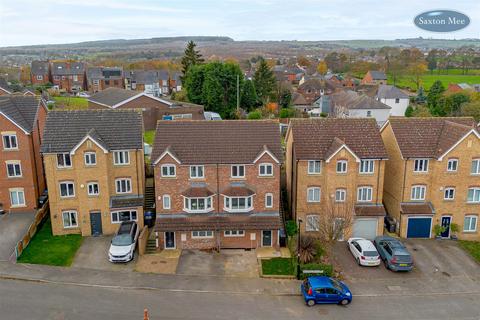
(306, 300, 315, 307)
(384, 259, 389, 269)
(339, 299, 350, 305)
(356, 257, 360, 266)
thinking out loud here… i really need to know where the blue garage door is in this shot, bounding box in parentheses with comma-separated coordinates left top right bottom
(407, 217, 432, 238)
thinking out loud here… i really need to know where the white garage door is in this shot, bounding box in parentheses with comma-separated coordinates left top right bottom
(353, 219, 378, 240)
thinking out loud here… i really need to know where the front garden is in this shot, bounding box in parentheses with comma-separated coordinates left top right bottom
(458, 240, 480, 264)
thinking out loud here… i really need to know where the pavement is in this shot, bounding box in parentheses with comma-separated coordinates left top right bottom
(135, 250, 181, 274)
(0, 212, 35, 261)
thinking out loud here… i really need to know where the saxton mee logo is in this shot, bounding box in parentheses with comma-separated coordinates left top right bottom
(414, 10, 470, 32)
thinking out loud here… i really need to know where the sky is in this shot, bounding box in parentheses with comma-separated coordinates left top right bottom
(0, 0, 479, 47)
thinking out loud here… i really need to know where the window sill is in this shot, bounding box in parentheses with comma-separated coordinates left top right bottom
(56, 167, 73, 170)
(60, 196, 76, 199)
(359, 172, 374, 175)
(258, 175, 275, 178)
(230, 177, 246, 180)
(63, 225, 79, 229)
(307, 173, 321, 176)
(113, 163, 130, 167)
(160, 176, 177, 179)
(3, 149, 19, 152)
(306, 201, 321, 204)
(7, 176, 23, 179)
(11, 205, 27, 208)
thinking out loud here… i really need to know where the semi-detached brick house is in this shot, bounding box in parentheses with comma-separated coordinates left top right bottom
(51, 62, 86, 93)
(88, 87, 204, 130)
(381, 117, 480, 240)
(40, 110, 145, 236)
(151, 120, 283, 250)
(0, 96, 47, 213)
(286, 118, 388, 240)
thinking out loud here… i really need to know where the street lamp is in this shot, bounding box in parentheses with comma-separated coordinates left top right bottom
(297, 218, 303, 279)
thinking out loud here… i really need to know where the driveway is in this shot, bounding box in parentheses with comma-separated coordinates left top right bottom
(0, 212, 35, 261)
(176, 249, 259, 277)
(72, 236, 136, 271)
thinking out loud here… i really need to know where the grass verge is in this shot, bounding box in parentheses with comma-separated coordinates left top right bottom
(261, 257, 295, 275)
(53, 96, 89, 109)
(17, 219, 83, 266)
(458, 240, 480, 264)
(144, 130, 156, 145)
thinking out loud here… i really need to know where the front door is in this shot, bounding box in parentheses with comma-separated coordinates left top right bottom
(441, 216, 451, 238)
(90, 212, 102, 236)
(262, 230, 272, 247)
(165, 232, 175, 249)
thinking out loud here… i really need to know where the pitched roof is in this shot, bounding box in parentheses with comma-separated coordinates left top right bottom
(387, 117, 477, 158)
(152, 120, 283, 165)
(0, 78, 12, 93)
(376, 85, 409, 100)
(289, 118, 388, 160)
(292, 92, 308, 105)
(354, 204, 387, 217)
(0, 96, 42, 133)
(31, 61, 49, 75)
(330, 90, 391, 110)
(88, 87, 138, 107)
(40, 109, 143, 153)
(368, 71, 387, 80)
(51, 62, 85, 75)
(400, 202, 435, 215)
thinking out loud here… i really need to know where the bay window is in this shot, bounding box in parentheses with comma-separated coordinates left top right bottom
(224, 196, 253, 212)
(184, 196, 213, 213)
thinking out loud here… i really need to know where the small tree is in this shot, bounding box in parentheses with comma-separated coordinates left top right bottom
(253, 57, 276, 105)
(247, 110, 262, 119)
(316, 61, 328, 76)
(181, 41, 204, 78)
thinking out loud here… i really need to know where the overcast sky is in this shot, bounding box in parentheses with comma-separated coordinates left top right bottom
(0, 0, 479, 47)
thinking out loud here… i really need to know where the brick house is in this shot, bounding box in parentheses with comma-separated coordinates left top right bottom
(361, 71, 387, 85)
(285, 118, 388, 240)
(381, 117, 480, 240)
(297, 79, 340, 105)
(30, 61, 50, 86)
(51, 62, 86, 93)
(0, 96, 47, 213)
(40, 110, 145, 236)
(86, 67, 124, 93)
(0, 78, 12, 96)
(151, 120, 283, 250)
(88, 87, 204, 130)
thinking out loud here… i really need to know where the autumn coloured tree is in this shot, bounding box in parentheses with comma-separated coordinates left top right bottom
(316, 61, 328, 75)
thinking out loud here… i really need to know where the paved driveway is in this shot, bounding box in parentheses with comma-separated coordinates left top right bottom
(72, 236, 136, 271)
(177, 249, 259, 277)
(0, 212, 35, 261)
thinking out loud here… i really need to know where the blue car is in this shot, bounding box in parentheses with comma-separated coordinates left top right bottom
(301, 276, 352, 306)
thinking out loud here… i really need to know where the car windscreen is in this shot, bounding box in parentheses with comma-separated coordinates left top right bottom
(363, 250, 378, 257)
(330, 279, 344, 293)
(112, 234, 133, 246)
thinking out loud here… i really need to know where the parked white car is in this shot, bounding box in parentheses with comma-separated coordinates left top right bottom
(347, 237, 381, 267)
(108, 221, 140, 263)
(77, 92, 90, 98)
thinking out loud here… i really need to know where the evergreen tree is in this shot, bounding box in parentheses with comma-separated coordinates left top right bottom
(278, 89, 292, 109)
(181, 41, 204, 78)
(415, 87, 426, 104)
(253, 58, 276, 104)
(427, 80, 445, 116)
(241, 80, 258, 111)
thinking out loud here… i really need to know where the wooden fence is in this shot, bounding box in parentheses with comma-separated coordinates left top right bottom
(138, 226, 149, 256)
(12, 201, 49, 262)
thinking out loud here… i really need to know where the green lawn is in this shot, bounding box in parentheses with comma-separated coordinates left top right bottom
(388, 74, 480, 91)
(458, 241, 480, 264)
(144, 130, 156, 145)
(53, 96, 89, 109)
(261, 258, 295, 275)
(17, 219, 83, 266)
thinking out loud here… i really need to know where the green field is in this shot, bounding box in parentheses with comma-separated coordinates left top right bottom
(389, 74, 480, 91)
(53, 96, 89, 109)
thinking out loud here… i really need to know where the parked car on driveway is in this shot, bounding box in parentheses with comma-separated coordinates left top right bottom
(374, 236, 413, 271)
(347, 237, 381, 266)
(301, 276, 352, 306)
(108, 221, 139, 263)
(77, 92, 90, 98)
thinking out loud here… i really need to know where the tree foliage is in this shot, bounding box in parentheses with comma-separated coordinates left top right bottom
(427, 80, 446, 115)
(247, 110, 262, 119)
(181, 41, 204, 78)
(241, 79, 258, 112)
(316, 61, 328, 75)
(253, 58, 276, 105)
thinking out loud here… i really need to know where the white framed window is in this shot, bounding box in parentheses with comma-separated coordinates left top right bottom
(467, 188, 480, 203)
(224, 196, 253, 212)
(336, 160, 347, 173)
(62, 210, 78, 228)
(163, 195, 171, 209)
(357, 186, 373, 202)
(115, 178, 132, 194)
(113, 151, 130, 165)
(84, 152, 96, 166)
(307, 187, 320, 202)
(36, 75, 43, 80)
(307, 160, 321, 174)
(57, 153, 72, 168)
(190, 165, 204, 179)
(471, 159, 480, 175)
(414, 159, 429, 172)
(59, 181, 75, 198)
(444, 187, 455, 200)
(184, 197, 213, 213)
(306, 215, 320, 232)
(192, 230, 213, 238)
(9, 188, 25, 207)
(161, 164, 176, 177)
(335, 189, 346, 202)
(231, 165, 245, 178)
(464, 215, 478, 232)
(411, 185, 426, 200)
(224, 230, 245, 237)
(447, 159, 458, 172)
(265, 193, 273, 208)
(2, 134, 18, 150)
(87, 182, 99, 196)
(111, 210, 137, 223)
(259, 163, 273, 176)
(6, 161, 22, 177)
(359, 160, 374, 174)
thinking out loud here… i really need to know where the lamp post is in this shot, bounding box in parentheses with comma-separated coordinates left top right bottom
(296, 218, 303, 279)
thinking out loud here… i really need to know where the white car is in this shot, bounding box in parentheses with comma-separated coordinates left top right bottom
(77, 92, 90, 98)
(347, 237, 381, 267)
(108, 221, 140, 263)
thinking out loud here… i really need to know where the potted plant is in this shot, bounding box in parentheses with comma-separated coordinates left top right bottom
(449, 223, 459, 240)
(433, 224, 446, 239)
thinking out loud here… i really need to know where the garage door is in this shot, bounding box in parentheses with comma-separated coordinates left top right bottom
(407, 217, 432, 238)
(353, 219, 378, 240)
